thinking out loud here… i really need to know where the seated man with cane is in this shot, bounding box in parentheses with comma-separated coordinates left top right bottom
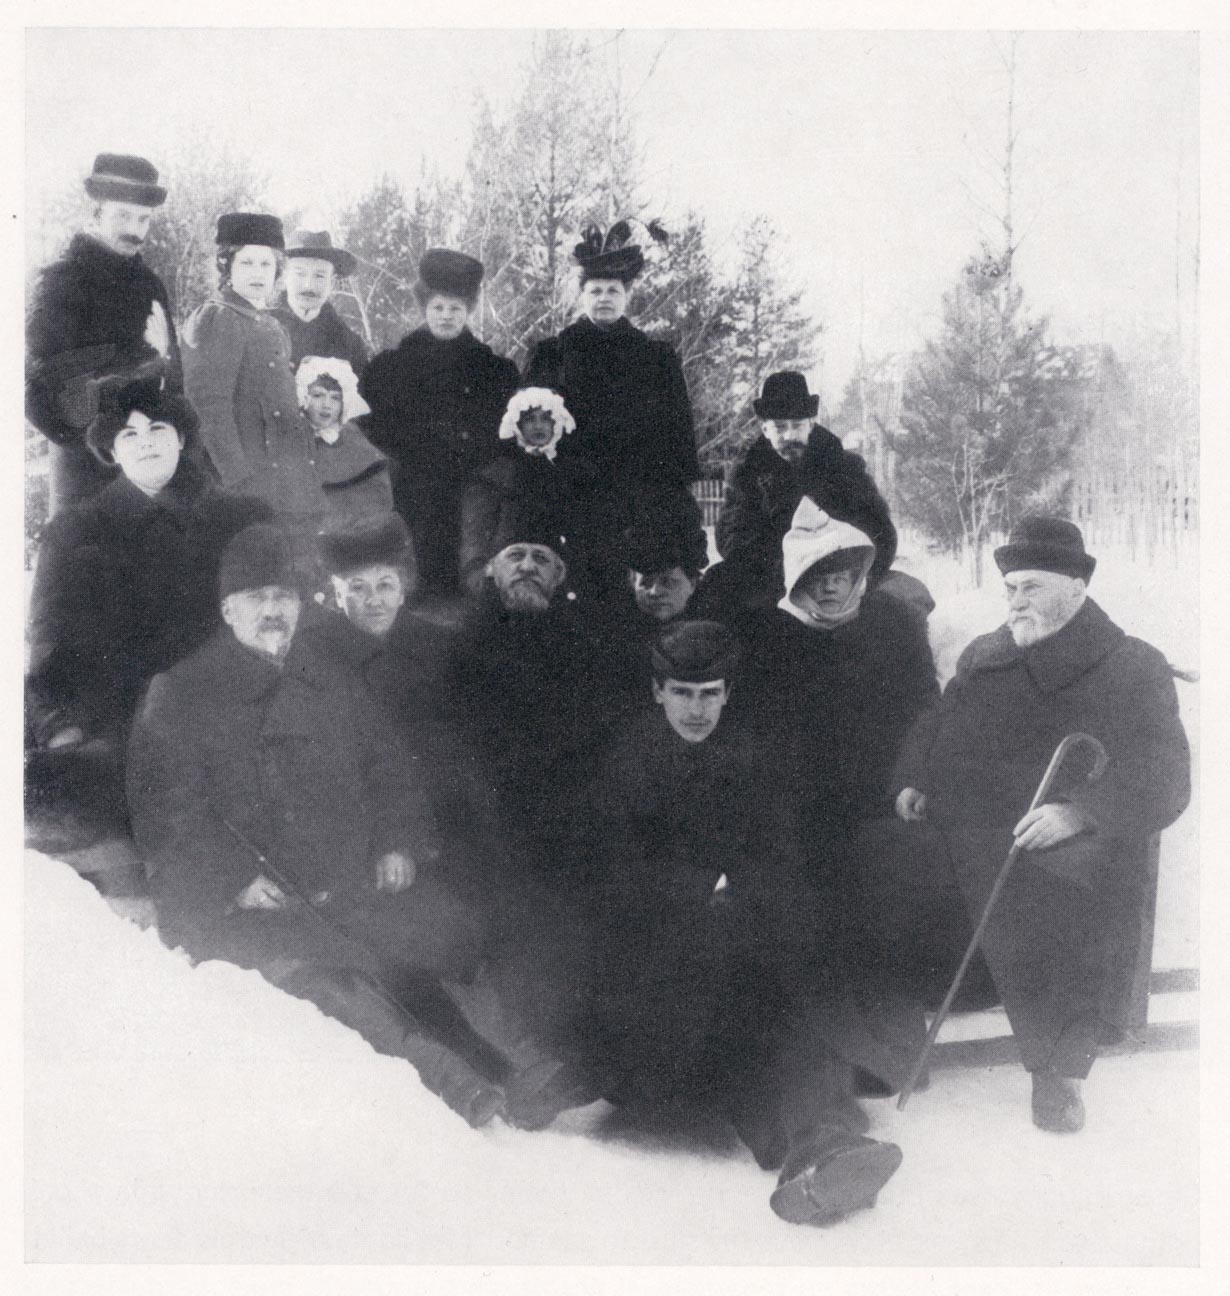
(852, 518, 1190, 1132)
(126, 523, 533, 1128)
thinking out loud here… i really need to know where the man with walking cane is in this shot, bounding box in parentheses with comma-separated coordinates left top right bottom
(851, 518, 1190, 1132)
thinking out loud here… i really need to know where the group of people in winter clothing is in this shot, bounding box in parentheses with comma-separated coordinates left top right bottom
(25, 152, 1191, 1231)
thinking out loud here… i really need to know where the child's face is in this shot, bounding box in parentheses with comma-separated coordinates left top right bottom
(517, 407, 556, 448)
(305, 383, 344, 431)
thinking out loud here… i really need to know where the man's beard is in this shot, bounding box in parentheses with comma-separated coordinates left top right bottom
(500, 580, 550, 613)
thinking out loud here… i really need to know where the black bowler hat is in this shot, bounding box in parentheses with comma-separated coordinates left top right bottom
(319, 514, 413, 576)
(285, 228, 357, 276)
(418, 248, 484, 304)
(753, 371, 819, 421)
(994, 517, 1096, 583)
(83, 153, 167, 208)
(215, 212, 285, 250)
(650, 620, 742, 683)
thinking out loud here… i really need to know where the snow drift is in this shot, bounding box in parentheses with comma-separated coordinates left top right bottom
(25, 852, 1197, 1265)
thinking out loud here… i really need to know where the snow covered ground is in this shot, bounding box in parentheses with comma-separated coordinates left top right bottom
(24, 852, 1201, 1268)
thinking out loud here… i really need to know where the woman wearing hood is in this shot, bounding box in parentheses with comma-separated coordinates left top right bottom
(735, 497, 940, 875)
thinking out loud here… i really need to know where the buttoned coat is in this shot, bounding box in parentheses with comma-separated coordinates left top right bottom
(883, 597, 1191, 1072)
(181, 290, 323, 518)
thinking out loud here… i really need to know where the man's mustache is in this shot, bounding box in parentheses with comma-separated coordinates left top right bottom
(257, 617, 291, 634)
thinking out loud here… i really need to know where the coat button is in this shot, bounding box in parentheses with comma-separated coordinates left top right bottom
(268, 361, 276, 368)
(273, 411, 281, 418)
(271, 460, 278, 467)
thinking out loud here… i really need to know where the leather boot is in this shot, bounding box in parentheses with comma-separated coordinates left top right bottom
(1031, 1070, 1085, 1133)
(770, 1126, 903, 1226)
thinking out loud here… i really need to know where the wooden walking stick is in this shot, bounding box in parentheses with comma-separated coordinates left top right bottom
(896, 731, 1109, 1110)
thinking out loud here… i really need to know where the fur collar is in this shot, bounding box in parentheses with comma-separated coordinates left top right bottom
(963, 599, 1125, 694)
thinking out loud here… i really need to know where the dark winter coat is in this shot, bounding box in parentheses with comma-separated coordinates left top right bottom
(360, 326, 519, 595)
(523, 316, 699, 502)
(314, 421, 394, 528)
(707, 426, 896, 614)
(457, 449, 621, 598)
(735, 590, 940, 864)
(449, 591, 638, 871)
(127, 628, 450, 974)
(270, 300, 369, 377)
(181, 290, 323, 518)
(885, 597, 1190, 1069)
(26, 233, 182, 449)
(25, 461, 272, 749)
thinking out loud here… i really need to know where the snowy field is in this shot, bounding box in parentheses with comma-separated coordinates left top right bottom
(22, 534, 1202, 1271)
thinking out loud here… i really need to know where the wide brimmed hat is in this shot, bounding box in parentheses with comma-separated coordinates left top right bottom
(417, 248, 484, 303)
(319, 514, 413, 576)
(83, 153, 166, 208)
(216, 212, 285, 250)
(284, 228, 356, 276)
(994, 517, 1096, 582)
(650, 620, 742, 683)
(85, 377, 198, 465)
(753, 371, 819, 421)
(219, 524, 296, 598)
(573, 218, 666, 285)
(622, 490, 708, 581)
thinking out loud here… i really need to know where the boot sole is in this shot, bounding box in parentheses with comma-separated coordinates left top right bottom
(770, 1140, 903, 1226)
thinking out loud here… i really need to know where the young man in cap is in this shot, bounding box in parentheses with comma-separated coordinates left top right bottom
(271, 228, 369, 378)
(705, 370, 897, 619)
(26, 153, 181, 512)
(127, 523, 536, 1127)
(855, 517, 1191, 1132)
(576, 619, 915, 1226)
(360, 248, 519, 600)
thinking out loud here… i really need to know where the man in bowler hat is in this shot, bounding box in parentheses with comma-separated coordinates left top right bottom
(852, 517, 1190, 1133)
(271, 228, 369, 378)
(27, 153, 181, 512)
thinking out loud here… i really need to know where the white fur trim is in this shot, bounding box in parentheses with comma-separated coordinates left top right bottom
(498, 387, 576, 461)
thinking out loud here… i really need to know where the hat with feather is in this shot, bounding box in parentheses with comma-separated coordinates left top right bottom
(573, 217, 668, 285)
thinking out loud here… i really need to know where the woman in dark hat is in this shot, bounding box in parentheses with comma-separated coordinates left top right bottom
(359, 248, 519, 600)
(181, 213, 324, 537)
(26, 378, 272, 762)
(523, 219, 699, 530)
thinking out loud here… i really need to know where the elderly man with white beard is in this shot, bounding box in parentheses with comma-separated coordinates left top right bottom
(851, 517, 1190, 1134)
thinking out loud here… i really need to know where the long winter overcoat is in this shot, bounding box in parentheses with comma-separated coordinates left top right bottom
(523, 316, 699, 503)
(577, 712, 923, 1108)
(706, 425, 896, 615)
(126, 629, 483, 978)
(359, 327, 519, 595)
(25, 461, 271, 750)
(735, 589, 940, 867)
(876, 597, 1190, 1076)
(181, 290, 323, 518)
(270, 300, 369, 377)
(26, 233, 183, 503)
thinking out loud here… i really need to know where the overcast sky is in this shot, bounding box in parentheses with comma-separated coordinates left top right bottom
(25, 26, 1199, 404)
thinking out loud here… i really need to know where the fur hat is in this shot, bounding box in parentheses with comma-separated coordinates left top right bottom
(781, 498, 875, 598)
(622, 491, 708, 582)
(216, 212, 285, 250)
(573, 218, 668, 285)
(994, 517, 1096, 583)
(498, 387, 576, 460)
(219, 524, 296, 598)
(319, 514, 413, 576)
(650, 620, 742, 683)
(753, 371, 819, 421)
(84, 153, 166, 208)
(85, 377, 199, 465)
(284, 228, 356, 276)
(417, 248, 484, 304)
